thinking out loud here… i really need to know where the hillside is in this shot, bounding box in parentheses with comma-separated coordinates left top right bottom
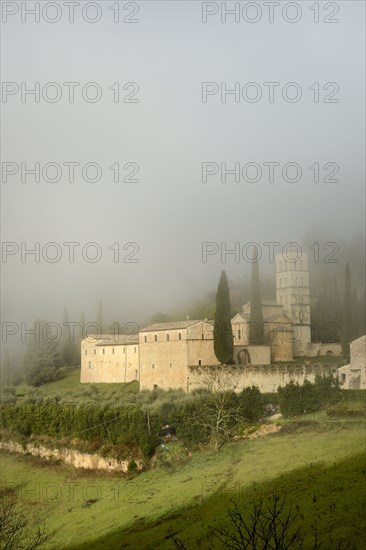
(1, 416, 365, 549)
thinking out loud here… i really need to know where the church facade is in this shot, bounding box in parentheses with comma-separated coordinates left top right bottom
(80, 253, 342, 391)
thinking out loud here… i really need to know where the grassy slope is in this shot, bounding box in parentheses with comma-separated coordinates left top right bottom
(1, 419, 365, 549)
(15, 367, 139, 396)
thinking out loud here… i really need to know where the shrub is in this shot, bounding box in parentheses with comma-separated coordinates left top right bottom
(278, 376, 342, 418)
(325, 400, 366, 417)
(127, 459, 138, 472)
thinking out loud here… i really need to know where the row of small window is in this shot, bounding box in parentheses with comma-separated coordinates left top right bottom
(144, 333, 206, 342)
(144, 333, 182, 343)
(278, 277, 307, 287)
(151, 360, 202, 368)
(278, 260, 305, 272)
(278, 294, 308, 305)
(85, 347, 137, 355)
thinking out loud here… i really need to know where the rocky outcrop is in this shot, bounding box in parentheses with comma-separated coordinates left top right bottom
(0, 440, 141, 472)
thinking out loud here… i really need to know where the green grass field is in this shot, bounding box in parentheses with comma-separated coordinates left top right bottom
(15, 367, 139, 397)
(1, 417, 365, 549)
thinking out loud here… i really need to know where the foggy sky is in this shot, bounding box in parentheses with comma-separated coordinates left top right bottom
(1, 1, 365, 341)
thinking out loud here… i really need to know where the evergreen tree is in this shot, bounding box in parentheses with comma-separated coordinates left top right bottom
(214, 271, 234, 364)
(248, 258, 265, 345)
(24, 320, 61, 387)
(1, 348, 11, 386)
(79, 310, 86, 341)
(61, 304, 78, 368)
(97, 300, 104, 333)
(342, 262, 352, 361)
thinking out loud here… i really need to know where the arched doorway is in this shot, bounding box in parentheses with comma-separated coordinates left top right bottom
(237, 349, 251, 365)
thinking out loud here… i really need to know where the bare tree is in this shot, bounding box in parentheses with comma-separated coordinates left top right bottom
(169, 493, 358, 550)
(0, 486, 54, 549)
(190, 366, 240, 451)
(214, 494, 304, 550)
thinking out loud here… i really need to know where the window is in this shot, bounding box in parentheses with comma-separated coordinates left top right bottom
(88, 361, 91, 369)
(84, 349, 87, 355)
(166, 334, 170, 341)
(94, 349, 96, 355)
(134, 347, 137, 353)
(152, 363, 154, 369)
(123, 348, 125, 354)
(102, 348, 105, 354)
(153, 384, 158, 390)
(170, 363, 172, 368)
(135, 370, 138, 378)
(238, 330, 241, 340)
(144, 336, 147, 343)
(198, 360, 201, 366)
(154, 334, 157, 342)
(112, 348, 114, 354)
(202, 334, 204, 340)
(178, 333, 182, 340)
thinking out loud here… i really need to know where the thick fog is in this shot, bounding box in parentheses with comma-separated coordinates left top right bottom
(1, 1, 365, 346)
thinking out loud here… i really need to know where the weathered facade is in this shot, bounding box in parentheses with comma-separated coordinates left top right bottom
(80, 334, 139, 384)
(138, 320, 217, 391)
(338, 335, 366, 389)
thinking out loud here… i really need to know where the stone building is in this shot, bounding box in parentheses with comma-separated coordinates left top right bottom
(80, 252, 343, 391)
(80, 334, 139, 384)
(338, 335, 366, 389)
(138, 320, 217, 391)
(231, 301, 294, 362)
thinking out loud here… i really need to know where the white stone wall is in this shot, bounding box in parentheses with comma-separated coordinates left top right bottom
(188, 364, 338, 394)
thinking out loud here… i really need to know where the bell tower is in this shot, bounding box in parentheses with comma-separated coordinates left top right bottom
(275, 251, 311, 356)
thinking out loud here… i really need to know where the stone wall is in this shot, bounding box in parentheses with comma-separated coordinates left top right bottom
(305, 342, 342, 357)
(188, 364, 338, 393)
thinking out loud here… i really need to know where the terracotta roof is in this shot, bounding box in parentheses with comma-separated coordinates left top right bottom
(140, 320, 213, 332)
(84, 334, 138, 345)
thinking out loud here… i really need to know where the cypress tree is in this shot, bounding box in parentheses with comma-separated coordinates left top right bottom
(214, 271, 234, 364)
(97, 300, 104, 334)
(1, 348, 11, 386)
(248, 256, 265, 345)
(24, 319, 61, 387)
(342, 262, 352, 361)
(79, 310, 86, 342)
(61, 304, 78, 367)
